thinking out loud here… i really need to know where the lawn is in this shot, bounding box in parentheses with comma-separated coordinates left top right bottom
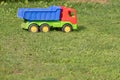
(0, 0, 120, 80)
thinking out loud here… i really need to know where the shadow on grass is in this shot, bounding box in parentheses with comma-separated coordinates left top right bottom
(77, 25, 86, 32)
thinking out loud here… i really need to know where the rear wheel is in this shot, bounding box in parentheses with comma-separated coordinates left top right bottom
(62, 24, 72, 33)
(40, 23, 50, 32)
(28, 24, 39, 33)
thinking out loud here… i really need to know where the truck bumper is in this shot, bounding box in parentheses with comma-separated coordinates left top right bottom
(72, 24, 78, 30)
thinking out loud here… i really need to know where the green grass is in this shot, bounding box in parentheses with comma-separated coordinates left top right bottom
(0, 0, 120, 80)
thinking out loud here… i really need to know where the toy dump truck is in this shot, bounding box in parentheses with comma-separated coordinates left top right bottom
(17, 6, 77, 33)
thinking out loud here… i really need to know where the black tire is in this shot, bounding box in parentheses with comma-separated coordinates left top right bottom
(62, 24, 72, 33)
(28, 24, 39, 33)
(40, 23, 50, 32)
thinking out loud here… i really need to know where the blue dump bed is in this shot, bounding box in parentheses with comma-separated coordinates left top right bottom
(17, 6, 61, 21)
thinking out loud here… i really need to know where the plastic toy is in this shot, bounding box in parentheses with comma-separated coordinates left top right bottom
(17, 6, 77, 33)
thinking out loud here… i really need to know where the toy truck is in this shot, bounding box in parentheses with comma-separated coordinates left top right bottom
(17, 6, 77, 33)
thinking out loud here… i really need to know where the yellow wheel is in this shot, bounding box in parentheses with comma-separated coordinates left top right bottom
(28, 24, 39, 33)
(64, 26, 71, 32)
(62, 24, 72, 33)
(40, 23, 50, 32)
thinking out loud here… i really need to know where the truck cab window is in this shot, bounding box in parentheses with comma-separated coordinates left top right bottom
(69, 11, 75, 17)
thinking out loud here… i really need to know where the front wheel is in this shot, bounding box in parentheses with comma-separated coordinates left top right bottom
(62, 24, 72, 33)
(28, 24, 39, 33)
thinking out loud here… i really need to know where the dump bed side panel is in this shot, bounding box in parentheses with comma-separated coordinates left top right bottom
(17, 6, 61, 21)
(17, 8, 26, 19)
